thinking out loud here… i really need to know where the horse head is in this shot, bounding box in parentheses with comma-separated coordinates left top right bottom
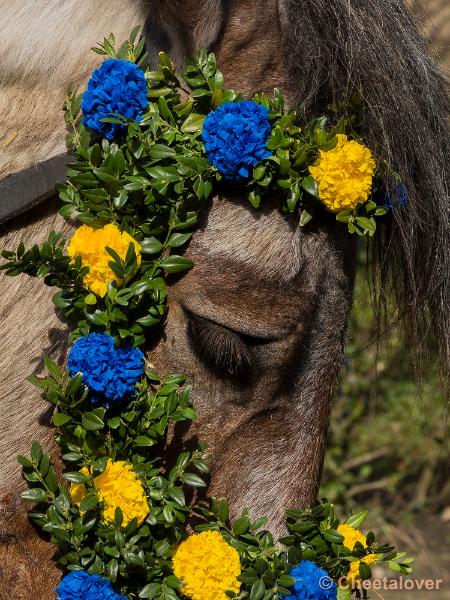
(0, 1, 448, 597)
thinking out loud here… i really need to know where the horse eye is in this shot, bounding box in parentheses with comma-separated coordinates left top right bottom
(187, 311, 252, 379)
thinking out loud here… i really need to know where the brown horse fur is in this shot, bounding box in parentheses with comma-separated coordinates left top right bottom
(0, 1, 448, 598)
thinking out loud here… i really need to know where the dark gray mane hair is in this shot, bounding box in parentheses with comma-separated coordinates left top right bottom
(285, 0, 449, 385)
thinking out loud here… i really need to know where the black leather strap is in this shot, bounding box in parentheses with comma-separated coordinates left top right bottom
(0, 152, 70, 224)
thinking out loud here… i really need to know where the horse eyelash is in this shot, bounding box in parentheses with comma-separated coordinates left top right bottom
(187, 312, 252, 379)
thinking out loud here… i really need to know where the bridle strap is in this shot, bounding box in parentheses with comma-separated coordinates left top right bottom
(0, 152, 71, 224)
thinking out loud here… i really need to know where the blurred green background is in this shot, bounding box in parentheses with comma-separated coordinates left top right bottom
(319, 249, 450, 597)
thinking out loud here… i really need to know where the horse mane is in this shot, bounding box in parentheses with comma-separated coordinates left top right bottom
(283, 0, 450, 387)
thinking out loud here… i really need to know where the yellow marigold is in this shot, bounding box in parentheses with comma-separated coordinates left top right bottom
(337, 523, 367, 550)
(337, 523, 378, 581)
(172, 530, 241, 600)
(67, 223, 141, 297)
(309, 134, 376, 213)
(70, 459, 149, 527)
(347, 554, 378, 580)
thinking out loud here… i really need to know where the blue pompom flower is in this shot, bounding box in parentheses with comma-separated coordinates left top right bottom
(67, 332, 144, 406)
(56, 571, 126, 600)
(201, 100, 272, 180)
(81, 58, 148, 139)
(282, 561, 337, 600)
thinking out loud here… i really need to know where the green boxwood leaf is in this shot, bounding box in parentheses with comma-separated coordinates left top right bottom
(45, 466, 58, 492)
(278, 575, 296, 588)
(21, 488, 49, 502)
(149, 144, 177, 160)
(299, 209, 313, 227)
(113, 150, 126, 175)
(355, 216, 376, 234)
(31, 440, 43, 463)
(146, 165, 179, 181)
(62, 452, 83, 462)
(160, 256, 194, 274)
(44, 356, 62, 382)
(82, 412, 104, 431)
(181, 473, 206, 488)
(168, 487, 186, 507)
(18, 455, 33, 468)
(93, 168, 117, 183)
(138, 583, 162, 598)
(140, 237, 163, 254)
(248, 191, 261, 208)
(79, 493, 98, 513)
(359, 561, 372, 580)
(135, 435, 155, 447)
(167, 233, 193, 248)
(179, 406, 196, 420)
(250, 580, 265, 600)
(165, 575, 183, 589)
(181, 113, 206, 133)
(217, 499, 229, 523)
(346, 510, 369, 528)
(63, 471, 88, 484)
(52, 291, 73, 310)
(336, 210, 353, 223)
(301, 176, 319, 197)
(107, 417, 121, 429)
(233, 514, 250, 536)
(84, 293, 97, 305)
(52, 413, 71, 427)
(322, 529, 344, 544)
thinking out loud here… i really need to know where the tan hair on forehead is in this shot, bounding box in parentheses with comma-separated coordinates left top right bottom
(188, 198, 305, 281)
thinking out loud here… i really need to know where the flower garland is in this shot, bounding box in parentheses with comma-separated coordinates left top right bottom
(0, 29, 413, 600)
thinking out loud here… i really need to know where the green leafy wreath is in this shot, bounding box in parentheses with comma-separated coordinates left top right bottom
(1, 29, 411, 600)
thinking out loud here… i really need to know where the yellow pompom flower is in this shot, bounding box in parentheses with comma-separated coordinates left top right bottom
(69, 459, 149, 527)
(67, 223, 141, 297)
(309, 134, 376, 213)
(172, 530, 241, 600)
(337, 523, 378, 581)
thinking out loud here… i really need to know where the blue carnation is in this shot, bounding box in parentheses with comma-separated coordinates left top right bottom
(67, 332, 144, 406)
(201, 100, 272, 180)
(81, 58, 148, 139)
(282, 561, 337, 600)
(56, 571, 126, 600)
